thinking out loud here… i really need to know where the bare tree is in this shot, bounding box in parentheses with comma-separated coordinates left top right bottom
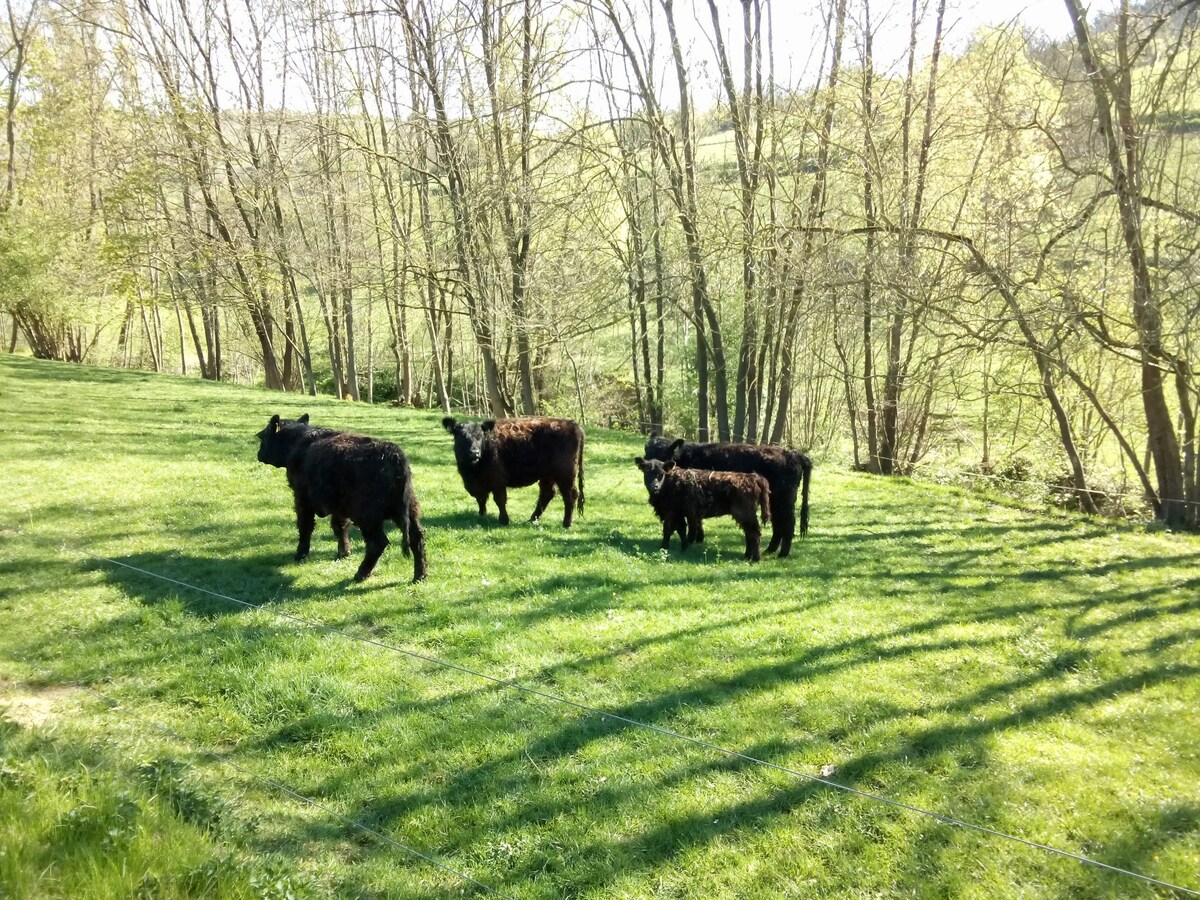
(1063, 0, 1197, 527)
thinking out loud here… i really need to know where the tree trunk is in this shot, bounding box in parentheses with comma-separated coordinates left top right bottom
(708, 0, 763, 442)
(861, 0, 880, 469)
(1064, 0, 1191, 527)
(767, 0, 845, 445)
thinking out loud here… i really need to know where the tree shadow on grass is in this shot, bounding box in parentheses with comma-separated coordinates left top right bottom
(561, 654, 1193, 893)
(267, 619, 1200, 898)
(1067, 583, 1200, 639)
(25, 530, 1200, 898)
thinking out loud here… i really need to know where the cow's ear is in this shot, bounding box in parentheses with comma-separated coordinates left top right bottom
(299, 414, 310, 424)
(669, 438, 685, 456)
(663, 461, 676, 472)
(268, 414, 281, 432)
(481, 420, 496, 432)
(441, 416, 456, 432)
(634, 456, 645, 469)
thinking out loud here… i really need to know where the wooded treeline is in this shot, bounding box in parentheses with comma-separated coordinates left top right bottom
(1, 0, 1197, 528)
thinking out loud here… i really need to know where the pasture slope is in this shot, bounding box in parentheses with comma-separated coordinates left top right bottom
(0, 354, 1198, 899)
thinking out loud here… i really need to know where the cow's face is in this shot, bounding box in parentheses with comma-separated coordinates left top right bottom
(443, 417, 492, 467)
(635, 457, 674, 496)
(644, 436, 679, 462)
(257, 413, 309, 467)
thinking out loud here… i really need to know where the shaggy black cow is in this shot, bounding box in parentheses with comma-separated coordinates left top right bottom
(442, 416, 585, 527)
(643, 436, 812, 557)
(257, 414, 427, 583)
(634, 457, 771, 561)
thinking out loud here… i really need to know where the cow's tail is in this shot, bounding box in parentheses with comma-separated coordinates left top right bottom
(576, 429, 586, 515)
(397, 499, 412, 557)
(385, 446, 413, 557)
(799, 454, 812, 536)
(386, 445, 428, 582)
(758, 480, 772, 525)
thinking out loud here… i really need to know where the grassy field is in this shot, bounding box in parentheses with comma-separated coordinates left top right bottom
(1, 355, 1198, 899)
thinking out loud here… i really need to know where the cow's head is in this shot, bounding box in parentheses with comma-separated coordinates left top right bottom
(635, 456, 674, 496)
(644, 436, 684, 462)
(443, 416, 493, 467)
(257, 413, 309, 467)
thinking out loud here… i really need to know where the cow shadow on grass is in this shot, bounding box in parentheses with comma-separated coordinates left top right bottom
(83, 548, 422, 619)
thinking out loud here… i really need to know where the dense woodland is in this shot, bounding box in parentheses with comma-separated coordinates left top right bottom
(0, 0, 1196, 529)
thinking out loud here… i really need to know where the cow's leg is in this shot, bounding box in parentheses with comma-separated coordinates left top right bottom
(676, 513, 690, 551)
(776, 507, 796, 559)
(765, 495, 783, 554)
(476, 493, 489, 517)
(294, 498, 316, 562)
(494, 486, 510, 525)
(660, 518, 674, 550)
(742, 517, 763, 562)
(355, 522, 389, 582)
(557, 474, 576, 528)
(688, 517, 705, 544)
(331, 516, 352, 558)
(531, 478, 556, 523)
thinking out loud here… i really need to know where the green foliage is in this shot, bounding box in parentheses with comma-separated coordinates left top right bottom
(1, 353, 1199, 897)
(0, 220, 56, 309)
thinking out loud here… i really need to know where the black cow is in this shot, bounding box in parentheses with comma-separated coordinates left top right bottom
(441, 416, 585, 527)
(257, 414, 427, 583)
(644, 436, 812, 557)
(634, 457, 771, 561)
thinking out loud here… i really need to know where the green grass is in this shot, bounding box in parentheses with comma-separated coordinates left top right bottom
(1, 354, 1198, 899)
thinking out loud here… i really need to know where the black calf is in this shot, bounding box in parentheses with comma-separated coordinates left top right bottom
(635, 457, 772, 561)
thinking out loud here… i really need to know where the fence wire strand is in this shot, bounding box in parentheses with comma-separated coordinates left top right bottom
(8, 528, 1199, 898)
